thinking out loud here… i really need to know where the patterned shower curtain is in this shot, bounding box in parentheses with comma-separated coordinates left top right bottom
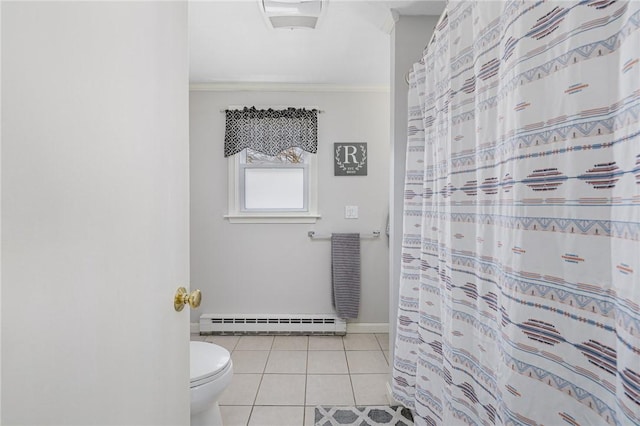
(393, 1, 640, 425)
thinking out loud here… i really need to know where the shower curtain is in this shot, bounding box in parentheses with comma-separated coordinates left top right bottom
(393, 1, 640, 425)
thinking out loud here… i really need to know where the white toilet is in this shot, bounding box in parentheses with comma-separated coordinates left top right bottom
(190, 341, 233, 426)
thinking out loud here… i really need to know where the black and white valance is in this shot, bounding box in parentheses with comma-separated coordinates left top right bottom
(224, 107, 318, 157)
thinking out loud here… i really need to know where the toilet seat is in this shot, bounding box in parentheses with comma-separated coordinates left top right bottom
(190, 341, 232, 389)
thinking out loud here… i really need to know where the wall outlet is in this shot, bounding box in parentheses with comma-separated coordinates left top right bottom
(345, 205, 359, 219)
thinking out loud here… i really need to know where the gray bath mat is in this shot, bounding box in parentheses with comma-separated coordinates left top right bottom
(314, 406, 414, 426)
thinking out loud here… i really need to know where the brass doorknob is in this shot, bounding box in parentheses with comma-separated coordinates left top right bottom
(174, 287, 202, 312)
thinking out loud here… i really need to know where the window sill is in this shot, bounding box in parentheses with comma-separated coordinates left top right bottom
(224, 213, 321, 224)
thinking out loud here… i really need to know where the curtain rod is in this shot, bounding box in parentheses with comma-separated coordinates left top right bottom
(405, 7, 448, 85)
(428, 8, 448, 48)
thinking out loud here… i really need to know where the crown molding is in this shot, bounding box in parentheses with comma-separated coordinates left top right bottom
(189, 82, 390, 93)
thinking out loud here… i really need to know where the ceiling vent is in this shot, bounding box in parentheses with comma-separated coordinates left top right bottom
(260, 0, 326, 30)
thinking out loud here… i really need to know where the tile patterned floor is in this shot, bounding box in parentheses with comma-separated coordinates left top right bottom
(190, 333, 391, 426)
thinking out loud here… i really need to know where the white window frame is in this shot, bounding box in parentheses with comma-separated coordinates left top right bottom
(226, 149, 320, 224)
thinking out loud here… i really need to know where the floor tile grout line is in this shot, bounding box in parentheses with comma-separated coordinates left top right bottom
(303, 340, 309, 425)
(246, 404, 255, 426)
(344, 340, 357, 406)
(376, 334, 384, 352)
(248, 337, 271, 422)
(344, 333, 357, 407)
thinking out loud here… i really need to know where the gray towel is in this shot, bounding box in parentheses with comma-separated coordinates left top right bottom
(331, 233, 361, 319)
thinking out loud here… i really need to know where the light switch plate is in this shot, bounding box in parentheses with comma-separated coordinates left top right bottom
(345, 205, 358, 219)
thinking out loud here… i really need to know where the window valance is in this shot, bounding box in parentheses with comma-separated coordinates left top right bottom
(224, 107, 318, 157)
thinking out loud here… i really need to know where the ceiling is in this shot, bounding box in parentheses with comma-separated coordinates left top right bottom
(189, 0, 445, 86)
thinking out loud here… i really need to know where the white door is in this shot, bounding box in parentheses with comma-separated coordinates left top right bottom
(1, 2, 190, 424)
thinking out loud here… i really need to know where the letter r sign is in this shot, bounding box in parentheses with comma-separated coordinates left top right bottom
(334, 143, 368, 176)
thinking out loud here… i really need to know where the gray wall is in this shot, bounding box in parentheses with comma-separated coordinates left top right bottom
(389, 15, 439, 356)
(190, 90, 390, 324)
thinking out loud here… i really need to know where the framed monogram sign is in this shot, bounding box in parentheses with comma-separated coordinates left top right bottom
(334, 143, 367, 176)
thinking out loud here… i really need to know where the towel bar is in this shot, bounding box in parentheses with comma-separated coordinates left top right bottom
(307, 231, 380, 240)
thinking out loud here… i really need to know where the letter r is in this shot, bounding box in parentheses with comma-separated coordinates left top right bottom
(343, 145, 358, 164)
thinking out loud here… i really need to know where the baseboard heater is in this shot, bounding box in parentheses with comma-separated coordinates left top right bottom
(199, 314, 347, 335)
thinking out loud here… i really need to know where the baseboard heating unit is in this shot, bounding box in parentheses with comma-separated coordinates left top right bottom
(199, 314, 347, 335)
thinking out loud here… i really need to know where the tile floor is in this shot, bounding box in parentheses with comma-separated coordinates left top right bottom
(190, 333, 391, 426)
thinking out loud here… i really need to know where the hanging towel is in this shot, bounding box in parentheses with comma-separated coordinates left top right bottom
(331, 233, 361, 319)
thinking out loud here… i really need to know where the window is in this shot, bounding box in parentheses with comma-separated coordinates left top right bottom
(242, 147, 307, 211)
(227, 147, 319, 223)
(224, 106, 320, 223)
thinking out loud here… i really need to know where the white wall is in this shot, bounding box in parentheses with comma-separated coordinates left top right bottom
(190, 89, 389, 325)
(389, 14, 439, 358)
(2, 2, 189, 424)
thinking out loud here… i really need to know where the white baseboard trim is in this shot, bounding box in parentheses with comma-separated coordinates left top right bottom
(385, 381, 401, 406)
(346, 322, 389, 334)
(190, 322, 200, 334)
